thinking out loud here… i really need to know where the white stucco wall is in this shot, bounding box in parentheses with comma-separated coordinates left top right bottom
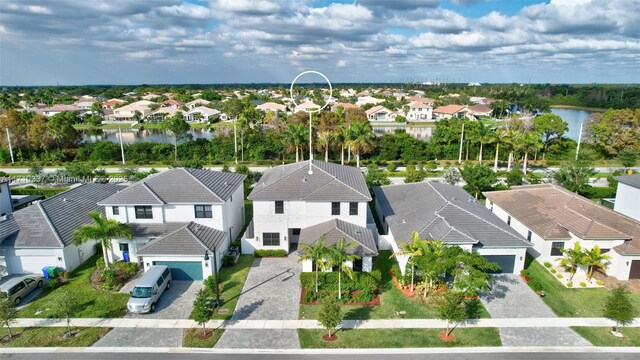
(222, 184, 245, 242)
(300, 256, 373, 273)
(3, 247, 65, 274)
(614, 183, 640, 220)
(62, 241, 98, 272)
(607, 251, 640, 280)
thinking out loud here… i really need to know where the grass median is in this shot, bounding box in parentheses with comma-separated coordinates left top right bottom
(0, 327, 111, 347)
(571, 327, 640, 346)
(182, 329, 224, 348)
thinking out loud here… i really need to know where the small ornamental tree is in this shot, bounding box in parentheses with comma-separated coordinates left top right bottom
(317, 296, 342, 339)
(435, 291, 467, 339)
(54, 288, 79, 338)
(192, 288, 216, 335)
(441, 167, 461, 186)
(603, 286, 637, 334)
(0, 293, 17, 339)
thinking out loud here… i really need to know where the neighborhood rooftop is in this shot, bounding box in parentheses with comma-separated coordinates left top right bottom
(248, 160, 371, 202)
(99, 168, 246, 205)
(374, 181, 530, 248)
(136, 222, 227, 256)
(614, 174, 640, 189)
(298, 218, 378, 257)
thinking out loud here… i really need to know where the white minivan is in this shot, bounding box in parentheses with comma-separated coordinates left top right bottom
(127, 266, 172, 314)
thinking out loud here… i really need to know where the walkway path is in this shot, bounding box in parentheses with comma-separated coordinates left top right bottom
(214, 255, 301, 349)
(480, 275, 591, 347)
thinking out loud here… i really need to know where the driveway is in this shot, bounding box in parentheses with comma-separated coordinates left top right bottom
(480, 274, 590, 347)
(215, 255, 301, 349)
(93, 281, 202, 347)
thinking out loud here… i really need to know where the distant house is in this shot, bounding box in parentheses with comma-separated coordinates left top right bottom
(465, 104, 492, 119)
(331, 102, 358, 112)
(39, 104, 82, 117)
(356, 96, 385, 106)
(433, 105, 467, 120)
(406, 101, 433, 121)
(613, 175, 640, 221)
(161, 99, 185, 108)
(73, 100, 97, 110)
(113, 100, 155, 121)
(146, 107, 182, 122)
(142, 93, 160, 101)
(406, 96, 435, 106)
(185, 99, 211, 109)
(375, 182, 531, 275)
(102, 99, 127, 110)
(293, 101, 320, 113)
(366, 106, 396, 122)
(255, 102, 287, 113)
(484, 184, 640, 280)
(184, 106, 221, 122)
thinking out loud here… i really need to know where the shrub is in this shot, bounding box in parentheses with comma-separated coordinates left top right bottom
(203, 275, 218, 294)
(222, 255, 235, 267)
(520, 269, 531, 281)
(556, 274, 563, 279)
(45, 279, 61, 290)
(386, 163, 398, 172)
(300, 271, 379, 294)
(96, 257, 106, 270)
(550, 268, 557, 274)
(101, 269, 116, 290)
(580, 282, 587, 287)
(506, 169, 523, 186)
(528, 277, 543, 292)
(254, 249, 287, 257)
(567, 282, 573, 288)
(543, 261, 552, 268)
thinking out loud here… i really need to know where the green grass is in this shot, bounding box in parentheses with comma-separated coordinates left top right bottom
(205, 254, 254, 320)
(182, 328, 224, 348)
(299, 251, 490, 320)
(0, 327, 111, 347)
(298, 328, 501, 348)
(17, 255, 130, 318)
(571, 327, 640, 346)
(525, 256, 640, 317)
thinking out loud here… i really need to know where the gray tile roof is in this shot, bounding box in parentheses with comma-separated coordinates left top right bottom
(99, 168, 246, 205)
(1, 183, 125, 248)
(130, 222, 190, 238)
(0, 215, 20, 240)
(136, 222, 227, 256)
(615, 174, 640, 190)
(374, 181, 531, 249)
(297, 219, 378, 257)
(248, 160, 371, 202)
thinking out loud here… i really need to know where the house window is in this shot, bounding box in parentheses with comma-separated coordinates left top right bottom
(349, 202, 358, 216)
(331, 202, 341, 215)
(112, 206, 119, 215)
(195, 205, 213, 218)
(263, 233, 280, 246)
(135, 206, 153, 219)
(275, 201, 284, 214)
(507, 215, 511, 225)
(551, 242, 565, 256)
(119, 243, 129, 252)
(527, 230, 532, 242)
(353, 258, 363, 272)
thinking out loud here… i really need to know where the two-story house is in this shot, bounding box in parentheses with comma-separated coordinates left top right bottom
(406, 101, 433, 122)
(98, 168, 246, 280)
(366, 106, 396, 122)
(243, 160, 378, 272)
(484, 184, 640, 280)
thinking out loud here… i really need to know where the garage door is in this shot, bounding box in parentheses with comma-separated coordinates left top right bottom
(152, 261, 203, 280)
(482, 255, 516, 274)
(630, 260, 640, 279)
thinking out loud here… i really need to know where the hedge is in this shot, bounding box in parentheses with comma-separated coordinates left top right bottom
(300, 270, 381, 293)
(254, 249, 287, 258)
(578, 186, 616, 199)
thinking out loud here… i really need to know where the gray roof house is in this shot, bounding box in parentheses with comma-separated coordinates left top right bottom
(374, 181, 531, 274)
(298, 218, 378, 257)
(0, 183, 125, 275)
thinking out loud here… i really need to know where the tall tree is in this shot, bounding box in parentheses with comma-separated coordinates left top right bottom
(459, 162, 497, 199)
(325, 238, 360, 300)
(72, 211, 133, 270)
(283, 123, 308, 162)
(519, 131, 542, 174)
(298, 236, 327, 293)
(336, 125, 352, 165)
(347, 121, 375, 168)
(603, 286, 637, 333)
(533, 114, 568, 160)
(491, 128, 507, 172)
(162, 112, 190, 162)
(316, 112, 338, 162)
(489, 100, 509, 119)
(504, 128, 521, 172)
(471, 120, 493, 164)
(47, 112, 81, 151)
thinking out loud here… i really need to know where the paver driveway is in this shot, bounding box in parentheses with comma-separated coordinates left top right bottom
(480, 274, 591, 347)
(93, 281, 202, 347)
(215, 255, 301, 349)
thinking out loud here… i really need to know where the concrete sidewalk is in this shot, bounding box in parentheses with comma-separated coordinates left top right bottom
(10, 317, 640, 329)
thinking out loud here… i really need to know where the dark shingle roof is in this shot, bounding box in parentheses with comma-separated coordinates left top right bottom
(99, 168, 246, 205)
(2, 183, 125, 248)
(136, 222, 227, 256)
(248, 160, 371, 202)
(129, 222, 190, 238)
(297, 219, 378, 257)
(374, 181, 530, 249)
(0, 215, 20, 240)
(615, 174, 640, 190)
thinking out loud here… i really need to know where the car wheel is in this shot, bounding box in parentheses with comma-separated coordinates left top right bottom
(14, 297, 21, 306)
(37, 280, 43, 288)
(150, 303, 156, 312)
(166, 281, 171, 290)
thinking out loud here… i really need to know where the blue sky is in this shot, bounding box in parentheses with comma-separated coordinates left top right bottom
(1, 0, 639, 85)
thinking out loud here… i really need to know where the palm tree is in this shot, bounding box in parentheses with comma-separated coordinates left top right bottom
(584, 245, 611, 281)
(520, 131, 542, 174)
(336, 125, 352, 165)
(504, 128, 521, 172)
(557, 242, 586, 282)
(316, 130, 333, 162)
(73, 211, 133, 270)
(325, 238, 360, 300)
(471, 120, 493, 164)
(283, 123, 308, 162)
(391, 231, 425, 293)
(298, 236, 327, 293)
(491, 128, 507, 172)
(347, 121, 375, 168)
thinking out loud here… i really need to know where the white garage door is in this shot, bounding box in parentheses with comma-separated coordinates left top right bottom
(7, 255, 58, 274)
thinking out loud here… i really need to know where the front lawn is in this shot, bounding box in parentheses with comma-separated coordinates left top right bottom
(18, 255, 130, 318)
(571, 327, 640, 346)
(0, 327, 111, 347)
(525, 256, 640, 317)
(299, 251, 490, 320)
(298, 328, 501, 348)
(182, 329, 224, 348)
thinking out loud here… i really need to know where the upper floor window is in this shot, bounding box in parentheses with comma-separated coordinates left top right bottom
(195, 205, 213, 218)
(527, 230, 532, 242)
(275, 201, 284, 214)
(550, 242, 565, 256)
(349, 202, 358, 216)
(112, 206, 119, 215)
(507, 215, 511, 225)
(331, 202, 341, 216)
(135, 206, 153, 219)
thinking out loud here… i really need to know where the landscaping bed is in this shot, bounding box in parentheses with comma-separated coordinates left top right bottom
(571, 327, 640, 347)
(90, 259, 140, 291)
(182, 329, 224, 348)
(254, 249, 287, 258)
(298, 328, 502, 348)
(0, 327, 111, 347)
(300, 271, 381, 305)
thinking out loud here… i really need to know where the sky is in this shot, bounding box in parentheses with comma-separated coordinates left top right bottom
(1, 0, 639, 85)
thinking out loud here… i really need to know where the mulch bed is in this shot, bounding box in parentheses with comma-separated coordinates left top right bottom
(439, 331, 455, 342)
(389, 269, 478, 303)
(299, 287, 381, 306)
(90, 267, 142, 293)
(0, 333, 22, 344)
(323, 333, 338, 342)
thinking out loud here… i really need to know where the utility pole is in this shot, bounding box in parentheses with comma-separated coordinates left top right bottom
(458, 123, 465, 164)
(118, 127, 125, 165)
(308, 112, 313, 174)
(5, 128, 14, 164)
(233, 118, 238, 165)
(575, 121, 584, 161)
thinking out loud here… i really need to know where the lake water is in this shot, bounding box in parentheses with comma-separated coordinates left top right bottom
(80, 108, 594, 144)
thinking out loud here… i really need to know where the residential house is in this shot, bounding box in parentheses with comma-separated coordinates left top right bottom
(184, 106, 221, 122)
(406, 101, 433, 122)
(102, 99, 127, 110)
(293, 101, 320, 113)
(186, 99, 211, 109)
(433, 104, 467, 120)
(243, 160, 378, 272)
(366, 106, 396, 122)
(356, 96, 385, 106)
(142, 93, 160, 101)
(161, 99, 185, 108)
(613, 175, 640, 220)
(255, 102, 287, 113)
(98, 168, 246, 280)
(465, 104, 492, 119)
(73, 100, 97, 110)
(331, 102, 358, 112)
(0, 183, 125, 276)
(374, 182, 531, 275)
(407, 96, 435, 106)
(113, 100, 155, 121)
(146, 107, 182, 122)
(484, 184, 640, 280)
(0, 179, 13, 216)
(40, 104, 82, 117)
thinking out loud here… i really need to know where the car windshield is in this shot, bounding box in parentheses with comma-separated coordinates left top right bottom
(131, 287, 153, 298)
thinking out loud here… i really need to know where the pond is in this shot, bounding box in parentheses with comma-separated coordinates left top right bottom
(81, 128, 215, 144)
(550, 108, 597, 142)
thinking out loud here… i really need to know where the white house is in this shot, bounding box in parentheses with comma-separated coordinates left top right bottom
(613, 175, 640, 220)
(243, 160, 378, 272)
(184, 106, 221, 122)
(405, 101, 433, 122)
(255, 102, 287, 113)
(374, 182, 531, 275)
(113, 100, 155, 121)
(365, 106, 396, 122)
(98, 168, 246, 280)
(484, 184, 640, 280)
(356, 96, 385, 106)
(0, 183, 125, 277)
(432, 105, 467, 120)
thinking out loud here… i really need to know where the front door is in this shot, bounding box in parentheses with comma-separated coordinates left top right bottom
(630, 260, 640, 279)
(288, 228, 301, 253)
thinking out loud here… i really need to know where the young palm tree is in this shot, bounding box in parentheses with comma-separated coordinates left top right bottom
(73, 211, 133, 270)
(584, 245, 611, 281)
(491, 128, 508, 172)
(325, 238, 360, 300)
(471, 120, 493, 164)
(504, 128, 521, 172)
(347, 121, 375, 168)
(298, 236, 328, 293)
(391, 231, 425, 293)
(557, 242, 586, 282)
(283, 123, 308, 162)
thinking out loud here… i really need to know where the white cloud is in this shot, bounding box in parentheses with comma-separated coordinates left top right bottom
(336, 59, 348, 67)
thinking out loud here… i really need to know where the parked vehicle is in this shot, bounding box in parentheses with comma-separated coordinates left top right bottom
(127, 265, 172, 314)
(0, 274, 45, 305)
